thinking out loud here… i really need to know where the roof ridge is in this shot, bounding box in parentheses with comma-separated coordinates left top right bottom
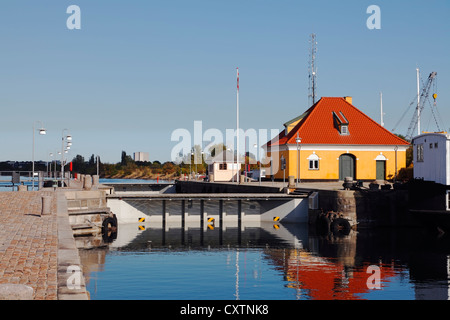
(286, 100, 321, 140)
(339, 97, 409, 145)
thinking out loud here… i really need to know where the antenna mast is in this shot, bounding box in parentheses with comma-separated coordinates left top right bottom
(308, 33, 317, 106)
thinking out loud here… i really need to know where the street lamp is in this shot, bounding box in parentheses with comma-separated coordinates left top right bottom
(394, 146, 398, 183)
(61, 129, 72, 187)
(32, 121, 46, 191)
(190, 149, 193, 180)
(253, 144, 261, 186)
(48, 152, 53, 177)
(295, 133, 302, 186)
(227, 148, 234, 183)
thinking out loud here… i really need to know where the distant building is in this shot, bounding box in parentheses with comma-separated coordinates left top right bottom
(134, 152, 149, 162)
(207, 150, 240, 182)
(264, 97, 410, 181)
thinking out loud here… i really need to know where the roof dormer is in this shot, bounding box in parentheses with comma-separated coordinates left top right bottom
(333, 111, 349, 135)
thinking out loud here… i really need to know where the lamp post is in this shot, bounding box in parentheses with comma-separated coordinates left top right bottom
(394, 146, 398, 183)
(253, 144, 261, 186)
(48, 152, 53, 178)
(61, 129, 72, 187)
(296, 133, 302, 186)
(201, 151, 204, 180)
(227, 148, 234, 183)
(32, 121, 46, 191)
(190, 149, 193, 180)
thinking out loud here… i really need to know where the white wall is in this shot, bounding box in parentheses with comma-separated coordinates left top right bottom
(413, 133, 449, 185)
(210, 163, 239, 182)
(108, 197, 308, 225)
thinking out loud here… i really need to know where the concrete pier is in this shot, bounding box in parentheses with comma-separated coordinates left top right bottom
(0, 191, 89, 300)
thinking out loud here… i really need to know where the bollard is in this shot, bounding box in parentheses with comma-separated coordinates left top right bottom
(0, 284, 33, 300)
(92, 175, 99, 186)
(288, 176, 295, 188)
(41, 195, 52, 215)
(83, 174, 92, 190)
(369, 182, 380, 190)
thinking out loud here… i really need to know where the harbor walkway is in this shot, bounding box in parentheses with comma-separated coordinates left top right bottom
(0, 190, 88, 300)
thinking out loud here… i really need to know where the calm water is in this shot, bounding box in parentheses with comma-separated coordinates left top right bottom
(79, 220, 450, 300)
(0, 177, 162, 191)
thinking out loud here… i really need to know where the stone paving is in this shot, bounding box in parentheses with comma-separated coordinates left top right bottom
(0, 191, 58, 300)
(0, 190, 88, 300)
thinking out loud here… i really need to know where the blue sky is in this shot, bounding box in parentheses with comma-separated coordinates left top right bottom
(0, 0, 449, 163)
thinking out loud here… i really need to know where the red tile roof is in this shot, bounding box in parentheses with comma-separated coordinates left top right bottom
(268, 97, 409, 147)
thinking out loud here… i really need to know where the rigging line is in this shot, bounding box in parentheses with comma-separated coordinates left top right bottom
(426, 97, 442, 132)
(391, 95, 418, 132)
(433, 77, 444, 130)
(434, 103, 444, 131)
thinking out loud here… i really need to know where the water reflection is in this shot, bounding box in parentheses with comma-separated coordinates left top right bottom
(79, 221, 450, 300)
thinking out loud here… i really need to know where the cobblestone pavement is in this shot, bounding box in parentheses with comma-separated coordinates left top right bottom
(0, 191, 58, 300)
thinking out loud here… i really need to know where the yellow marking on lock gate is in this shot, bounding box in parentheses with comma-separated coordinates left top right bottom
(273, 224, 280, 230)
(207, 217, 215, 230)
(138, 218, 146, 231)
(273, 216, 280, 222)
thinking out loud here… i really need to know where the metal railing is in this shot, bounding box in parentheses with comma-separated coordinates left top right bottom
(0, 170, 68, 191)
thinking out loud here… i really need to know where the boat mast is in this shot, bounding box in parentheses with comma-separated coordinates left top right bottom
(380, 91, 384, 127)
(417, 68, 420, 135)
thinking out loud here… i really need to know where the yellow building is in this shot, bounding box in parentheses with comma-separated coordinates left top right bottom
(264, 97, 410, 181)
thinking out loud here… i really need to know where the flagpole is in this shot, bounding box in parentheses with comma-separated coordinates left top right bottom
(236, 67, 240, 184)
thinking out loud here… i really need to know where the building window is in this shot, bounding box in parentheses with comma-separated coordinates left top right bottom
(219, 163, 227, 170)
(332, 111, 349, 135)
(417, 144, 424, 162)
(309, 160, 319, 170)
(447, 191, 450, 211)
(340, 125, 349, 135)
(435, 142, 438, 148)
(307, 153, 320, 170)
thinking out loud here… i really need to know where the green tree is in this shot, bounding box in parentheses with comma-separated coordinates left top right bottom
(406, 145, 413, 167)
(121, 151, 127, 166)
(120, 151, 134, 167)
(208, 143, 227, 158)
(72, 154, 86, 173)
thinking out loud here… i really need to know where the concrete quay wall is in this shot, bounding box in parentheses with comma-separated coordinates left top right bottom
(310, 188, 414, 228)
(175, 180, 283, 194)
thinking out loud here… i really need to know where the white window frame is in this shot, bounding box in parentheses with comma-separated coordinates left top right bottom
(417, 144, 424, 162)
(307, 153, 320, 170)
(446, 191, 450, 211)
